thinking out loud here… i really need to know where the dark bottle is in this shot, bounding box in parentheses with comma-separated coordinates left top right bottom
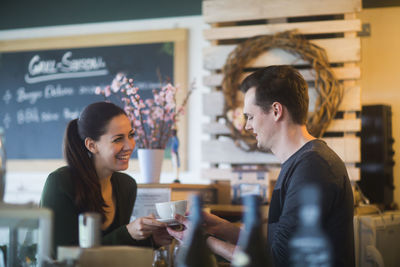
(175, 194, 218, 267)
(232, 195, 271, 267)
(289, 185, 332, 267)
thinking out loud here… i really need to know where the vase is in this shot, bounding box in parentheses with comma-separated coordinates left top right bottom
(138, 149, 164, 183)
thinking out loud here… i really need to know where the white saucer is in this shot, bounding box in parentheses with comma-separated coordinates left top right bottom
(157, 216, 189, 226)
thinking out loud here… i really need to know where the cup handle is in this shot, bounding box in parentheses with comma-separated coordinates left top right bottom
(171, 205, 176, 219)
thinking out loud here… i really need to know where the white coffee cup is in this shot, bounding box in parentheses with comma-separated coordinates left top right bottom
(155, 200, 188, 219)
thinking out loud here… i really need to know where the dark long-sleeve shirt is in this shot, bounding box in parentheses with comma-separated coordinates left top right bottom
(40, 166, 151, 257)
(267, 140, 355, 267)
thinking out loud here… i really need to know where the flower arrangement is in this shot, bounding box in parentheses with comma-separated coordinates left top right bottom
(95, 73, 194, 149)
(226, 106, 246, 132)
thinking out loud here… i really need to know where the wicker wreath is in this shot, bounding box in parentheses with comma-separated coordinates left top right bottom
(222, 30, 343, 152)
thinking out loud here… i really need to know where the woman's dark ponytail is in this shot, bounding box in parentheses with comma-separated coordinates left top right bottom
(64, 119, 105, 221)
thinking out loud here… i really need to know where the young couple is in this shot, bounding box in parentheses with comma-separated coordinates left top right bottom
(42, 65, 354, 266)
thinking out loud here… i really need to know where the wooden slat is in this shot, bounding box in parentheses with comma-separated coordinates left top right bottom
(204, 19, 361, 41)
(340, 85, 361, 111)
(201, 168, 266, 181)
(203, 66, 361, 87)
(202, 122, 230, 135)
(202, 91, 225, 117)
(202, 85, 361, 118)
(308, 85, 361, 112)
(202, 118, 361, 136)
(322, 136, 360, 163)
(203, 0, 361, 23)
(204, 38, 360, 70)
(202, 139, 280, 164)
(202, 165, 360, 181)
(326, 118, 361, 132)
(202, 136, 360, 164)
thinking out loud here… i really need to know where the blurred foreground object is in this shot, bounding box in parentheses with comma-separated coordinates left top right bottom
(0, 203, 52, 267)
(232, 195, 271, 267)
(175, 194, 217, 267)
(289, 185, 332, 267)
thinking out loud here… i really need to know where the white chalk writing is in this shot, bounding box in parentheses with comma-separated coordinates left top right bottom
(41, 111, 60, 122)
(17, 108, 40, 124)
(3, 113, 11, 129)
(59, 51, 106, 72)
(63, 108, 80, 120)
(2, 90, 12, 105)
(44, 84, 74, 98)
(25, 51, 108, 84)
(79, 85, 97, 95)
(16, 87, 43, 104)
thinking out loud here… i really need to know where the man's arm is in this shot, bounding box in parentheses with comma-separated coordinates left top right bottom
(206, 236, 236, 261)
(203, 212, 241, 244)
(167, 213, 241, 261)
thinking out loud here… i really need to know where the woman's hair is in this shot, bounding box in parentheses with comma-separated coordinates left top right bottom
(64, 101, 126, 221)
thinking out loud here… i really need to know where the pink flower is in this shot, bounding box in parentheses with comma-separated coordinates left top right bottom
(122, 97, 130, 104)
(99, 73, 194, 149)
(126, 87, 138, 96)
(145, 99, 154, 106)
(104, 86, 111, 97)
(95, 86, 102, 95)
(152, 107, 164, 119)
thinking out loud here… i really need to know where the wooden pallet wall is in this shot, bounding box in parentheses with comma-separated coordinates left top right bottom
(201, 0, 362, 183)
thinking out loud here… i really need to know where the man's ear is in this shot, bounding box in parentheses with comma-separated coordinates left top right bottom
(271, 102, 283, 121)
(85, 137, 97, 154)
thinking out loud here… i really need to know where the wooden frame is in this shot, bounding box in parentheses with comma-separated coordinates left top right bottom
(0, 28, 189, 172)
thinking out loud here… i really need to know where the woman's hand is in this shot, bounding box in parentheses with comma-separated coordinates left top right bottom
(126, 215, 167, 240)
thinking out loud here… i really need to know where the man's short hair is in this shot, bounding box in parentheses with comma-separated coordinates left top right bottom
(240, 65, 309, 125)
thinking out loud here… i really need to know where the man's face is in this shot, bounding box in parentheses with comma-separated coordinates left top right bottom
(243, 87, 276, 151)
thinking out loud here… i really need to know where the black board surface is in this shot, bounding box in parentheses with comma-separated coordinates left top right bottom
(0, 42, 173, 159)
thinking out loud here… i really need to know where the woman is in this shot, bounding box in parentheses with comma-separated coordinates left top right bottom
(41, 102, 171, 256)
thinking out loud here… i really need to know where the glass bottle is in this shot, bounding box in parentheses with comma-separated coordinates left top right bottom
(232, 195, 271, 267)
(288, 185, 332, 267)
(175, 194, 218, 267)
(153, 247, 168, 267)
(172, 241, 180, 267)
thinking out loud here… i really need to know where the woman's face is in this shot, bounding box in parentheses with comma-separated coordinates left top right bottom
(91, 114, 135, 178)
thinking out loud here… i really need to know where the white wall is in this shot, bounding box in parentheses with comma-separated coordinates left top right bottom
(0, 15, 210, 203)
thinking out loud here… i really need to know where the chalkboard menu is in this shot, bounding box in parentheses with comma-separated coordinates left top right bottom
(0, 41, 174, 159)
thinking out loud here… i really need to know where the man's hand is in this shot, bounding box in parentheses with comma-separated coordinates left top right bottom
(166, 212, 239, 262)
(202, 212, 229, 235)
(203, 212, 240, 244)
(166, 214, 189, 242)
(152, 227, 173, 246)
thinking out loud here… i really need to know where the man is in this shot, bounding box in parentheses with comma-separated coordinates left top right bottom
(168, 65, 355, 266)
